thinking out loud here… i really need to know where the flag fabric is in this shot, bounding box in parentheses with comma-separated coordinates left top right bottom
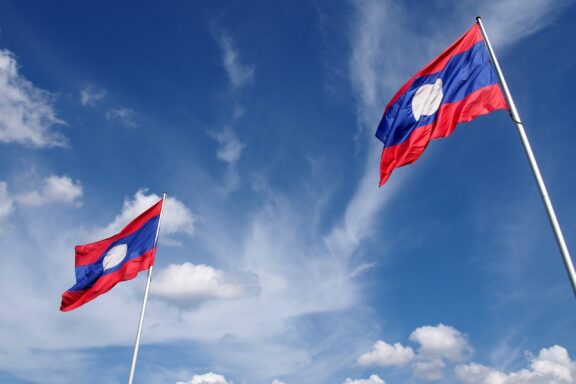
(60, 199, 163, 311)
(375, 23, 507, 186)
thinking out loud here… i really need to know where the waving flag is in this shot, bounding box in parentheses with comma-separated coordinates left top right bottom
(61, 199, 163, 311)
(376, 23, 507, 186)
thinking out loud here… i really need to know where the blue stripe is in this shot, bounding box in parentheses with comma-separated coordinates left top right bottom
(69, 215, 159, 291)
(376, 41, 499, 148)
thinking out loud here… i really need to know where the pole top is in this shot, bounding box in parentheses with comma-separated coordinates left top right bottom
(476, 16, 482, 21)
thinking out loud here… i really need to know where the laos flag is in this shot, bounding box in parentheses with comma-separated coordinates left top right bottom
(60, 199, 163, 311)
(375, 23, 507, 186)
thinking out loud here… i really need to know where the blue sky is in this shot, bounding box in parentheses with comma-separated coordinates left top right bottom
(0, 1, 575, 383)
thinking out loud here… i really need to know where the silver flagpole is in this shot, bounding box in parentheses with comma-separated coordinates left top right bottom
(477, 17, 576, 297)
(128, 192, 167, 384)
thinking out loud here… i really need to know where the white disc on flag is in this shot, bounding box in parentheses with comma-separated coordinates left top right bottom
(412, 78, 443, 121)
(102, 243, 128, 271)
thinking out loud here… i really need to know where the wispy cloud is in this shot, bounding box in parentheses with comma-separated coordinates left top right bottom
(0, 49, 67, 147)
(210, 27, 254, 192)
(217, 32, 255, 89)
(0, 181, 13, 232)
(80, 85, 106, 106)
(105, 107, 138, 129)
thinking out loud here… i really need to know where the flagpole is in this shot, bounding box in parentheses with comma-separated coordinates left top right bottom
(128, 192, 167, 384)
(476, 17, 576, 297)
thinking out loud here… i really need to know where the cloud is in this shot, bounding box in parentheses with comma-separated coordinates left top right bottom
(358, 341, 415, 367)
(358, 324, 473, 380)
(469, 0, 571, 49)
(410, 324, 473, 361)
(176, 372, 232, 384)
(455, 345, 576, 384)
(217, 32, 254, 89)
(0, 181, 14, 231)
(272, 380, 286, 384)
(105, 107, 138, 128)
(151, 263, 260, 305)
(16, 175, 83, 207)
(0, 49, 66, 147)
(212, 128, 244, 164)
(413, 357, 447, 381)
(409, 324, 473, 380)
(99, 189, 196, 241)
(80, 86, 106, 106)
(343, 374, 386, 384)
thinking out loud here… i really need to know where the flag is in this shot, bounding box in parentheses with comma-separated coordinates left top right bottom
(61, 199, 163, 311)
(375, 23, 507, 186)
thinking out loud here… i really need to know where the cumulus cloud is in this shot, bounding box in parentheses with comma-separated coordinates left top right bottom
(100, 189, 196, 241)
(80, 86, 106, 106)
(410, 324, 473, 361)
(358, 341, 415, 367)
(413, 357, 447, 381)
(272, 380, 286, 384)
(217, 32, 254, 89)
(343, 374, 386, 384)
(105, 107, 138, 128)
(358, 324, 473, 380)
(176, 372, 232, 384)
(0, 49, 66, 147)
(455, 345, 576, 384)
(16, 175, 83, 207)
(151, 263, 260, 305)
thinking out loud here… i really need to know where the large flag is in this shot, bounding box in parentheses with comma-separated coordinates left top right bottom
(375, 23, 507, 186)
(61, 199, 163, 311)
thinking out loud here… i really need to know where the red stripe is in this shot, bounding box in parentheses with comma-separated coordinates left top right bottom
(379, 84, 506, 186)
(60, 247, 156, 312)
(385, 24, 484, 111)
(75, 199, 163, 266)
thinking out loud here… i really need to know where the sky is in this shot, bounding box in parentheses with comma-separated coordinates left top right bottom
(0, 0, 575, 383)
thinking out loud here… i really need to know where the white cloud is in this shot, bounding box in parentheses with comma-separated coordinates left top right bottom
(0, 181, 14, 230)
(410, 323, 473, 361)
(151, 263, 260, 305)
(358, 324, 473, 381)
(272, 380, 286, 384)
(413, 357, 447, 381)
(455, 345, 576, 384)
(105, 107, 137, 128)
(217, 32, 254, 89)
(80, 86, 106, 106)
(0, 49, 66, 147)
(100, 189, 196, 241)
(177, 372, 232, 384)
(212, 128, 244, 164)
(470, 0, 571, 49)
(343, 374, 386, 384)
(16, 175, 83, 207)
(358, 341, 415, 367)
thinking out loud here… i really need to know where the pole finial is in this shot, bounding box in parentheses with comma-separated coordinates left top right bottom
(476, 16, 482, 21)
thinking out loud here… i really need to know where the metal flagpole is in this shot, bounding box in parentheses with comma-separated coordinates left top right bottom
(477, 17, 576, 297)
(128, 192, 167, 384)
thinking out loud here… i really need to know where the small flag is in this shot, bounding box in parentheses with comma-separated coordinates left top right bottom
(375, 23, 507, 186)
(61, 199, 163, 311)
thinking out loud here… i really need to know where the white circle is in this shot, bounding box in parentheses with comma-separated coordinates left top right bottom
(411, 78, 443, 121)
(102, 244, 128, 271)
